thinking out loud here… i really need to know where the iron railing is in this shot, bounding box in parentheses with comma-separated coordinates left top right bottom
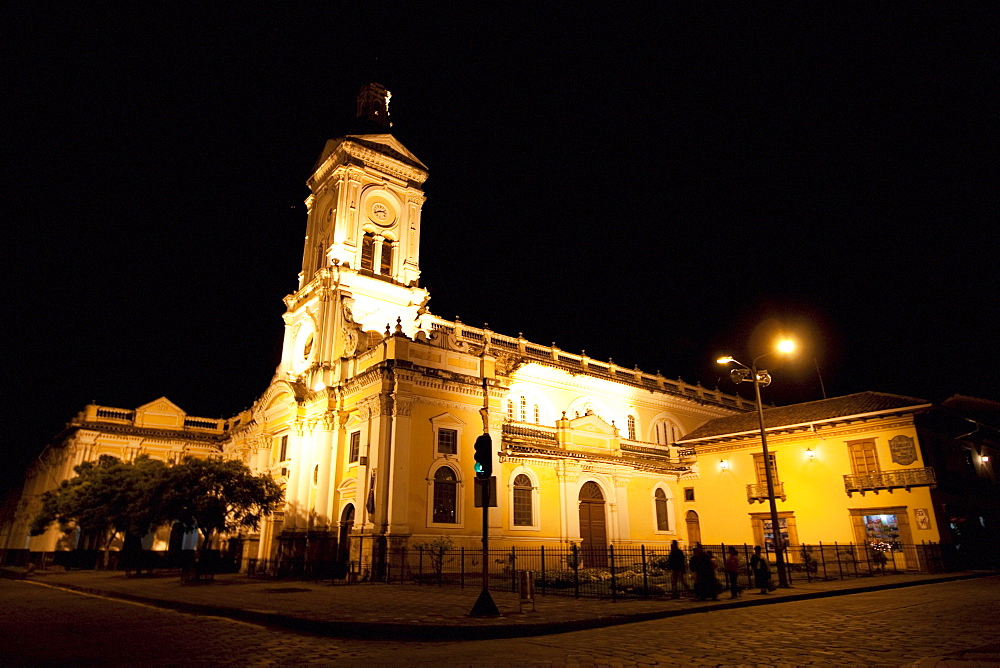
(243, 540, 952, 599)
(843, 468, 936, 495)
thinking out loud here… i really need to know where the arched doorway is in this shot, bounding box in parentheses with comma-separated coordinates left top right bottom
(338, 504, 355, 566)
(578, 482, 608, 567)
(686, 510, 702, 545)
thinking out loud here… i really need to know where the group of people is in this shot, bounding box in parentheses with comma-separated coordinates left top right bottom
(665, 540, 774, 600)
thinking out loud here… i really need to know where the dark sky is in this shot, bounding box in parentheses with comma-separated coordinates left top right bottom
(4, 4, 997, 497)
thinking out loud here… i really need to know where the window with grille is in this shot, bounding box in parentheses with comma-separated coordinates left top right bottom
(437, 428, 457, 455)
(349, 431, 361, 463)
(520, 396, 527, 422)
(627, 415, 636, 440)
(513, 474, 533, 526)
(433, 467, 457, 523)
(654, 488, 669, 531)
(534, 404, 540, 424)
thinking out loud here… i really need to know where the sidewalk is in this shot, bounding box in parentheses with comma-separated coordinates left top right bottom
(19, 567, 994, 642)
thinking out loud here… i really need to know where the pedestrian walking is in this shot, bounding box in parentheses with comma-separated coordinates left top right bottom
(690, 544, 721, 601)
(724, 546, 742, 598)
(750, 545, 772, 594)
(666, 539, 687, 599)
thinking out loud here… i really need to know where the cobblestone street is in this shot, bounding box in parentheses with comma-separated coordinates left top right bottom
(2, 575, 998, 665)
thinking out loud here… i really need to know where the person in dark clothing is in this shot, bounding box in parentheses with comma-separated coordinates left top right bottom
(724, 546, 742, 598)
(666, 539, 687, 599)
(689, 544, 720, 601)
(750, 545, 772, 594)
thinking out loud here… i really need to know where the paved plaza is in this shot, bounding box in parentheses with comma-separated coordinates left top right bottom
(2, 568, 998, 665)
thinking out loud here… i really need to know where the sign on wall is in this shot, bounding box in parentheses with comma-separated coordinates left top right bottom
(889, 435, 917, 465)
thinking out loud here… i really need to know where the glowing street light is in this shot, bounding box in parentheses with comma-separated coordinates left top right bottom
(718, 338, 796, 588)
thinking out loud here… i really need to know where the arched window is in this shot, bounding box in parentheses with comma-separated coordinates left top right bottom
(379, 239, 393, 275)
(360, 233, 375, 271)
(627, 415, 636, 440)
(432, 466, 458, 523)
(654, 488, 669, 531)
(654, 419, 679, 445)
(513, 474, 533, 526)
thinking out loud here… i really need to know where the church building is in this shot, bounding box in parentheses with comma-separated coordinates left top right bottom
(9, 85, 990, 573)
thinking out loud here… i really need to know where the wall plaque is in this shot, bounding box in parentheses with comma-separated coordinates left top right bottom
(889, 435, 917, 465)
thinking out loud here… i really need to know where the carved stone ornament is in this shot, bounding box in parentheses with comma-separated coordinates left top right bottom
(494, 351, 525, 377)
(428, 329, 468, 352)
(889, 435, 918, 466)
(394, 396, 413, 417)
(341, 297, 362, 357)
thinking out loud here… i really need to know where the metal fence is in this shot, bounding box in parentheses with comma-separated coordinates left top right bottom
(245, 540, 953, 600)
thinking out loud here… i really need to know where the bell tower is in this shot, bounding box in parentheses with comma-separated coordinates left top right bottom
(277, 84, 431, 382)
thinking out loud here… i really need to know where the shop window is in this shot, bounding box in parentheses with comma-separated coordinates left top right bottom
(750, 511, 799, 552)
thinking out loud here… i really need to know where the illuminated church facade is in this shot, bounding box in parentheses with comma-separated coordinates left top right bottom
(8, 85, 986, 571)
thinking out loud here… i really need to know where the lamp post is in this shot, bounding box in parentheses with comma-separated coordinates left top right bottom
(718, 339, 794, 588)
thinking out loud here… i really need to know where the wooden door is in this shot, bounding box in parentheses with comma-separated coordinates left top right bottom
(578, 482, 608, 567)
(686, 510, 702, 545)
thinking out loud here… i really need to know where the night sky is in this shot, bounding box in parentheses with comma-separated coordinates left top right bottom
(4, 5, 997, 498)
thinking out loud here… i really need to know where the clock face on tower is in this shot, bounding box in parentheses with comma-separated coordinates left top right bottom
(364, 193, 397, 228)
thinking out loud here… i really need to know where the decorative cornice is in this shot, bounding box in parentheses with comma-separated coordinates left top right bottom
(312, 140, 428, 186)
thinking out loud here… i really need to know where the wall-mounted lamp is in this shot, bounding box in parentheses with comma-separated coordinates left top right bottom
(806, 447, 815, 459)
(983, 455, 991, 463)
(719, 459, 729, 471)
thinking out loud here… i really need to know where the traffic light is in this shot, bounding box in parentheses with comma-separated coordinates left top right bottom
(473, 433, 492, 478)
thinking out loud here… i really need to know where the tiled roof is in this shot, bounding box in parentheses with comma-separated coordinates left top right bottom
(679, 392, 929, 442)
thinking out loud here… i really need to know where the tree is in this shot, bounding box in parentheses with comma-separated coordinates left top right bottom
(30, 455, 169, 568)
(160, 457, 283, 578)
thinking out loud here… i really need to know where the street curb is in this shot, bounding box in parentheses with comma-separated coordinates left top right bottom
(25, 572, 997, 641)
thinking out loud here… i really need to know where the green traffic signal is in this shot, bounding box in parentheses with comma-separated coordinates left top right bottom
(473, 433, 492, 478)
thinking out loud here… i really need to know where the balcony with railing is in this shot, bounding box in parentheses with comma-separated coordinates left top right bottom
(746, 481, 786, 503)
(843, 468, 936, 497)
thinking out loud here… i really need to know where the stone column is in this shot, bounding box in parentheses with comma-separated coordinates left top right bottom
(283, 425, 303, 531)
(294, 420, 315, 530)
(314, 414, 336, 529)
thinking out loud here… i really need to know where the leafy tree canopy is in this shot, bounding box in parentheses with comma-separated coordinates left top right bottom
(30, 455, 282, 554)
(30, 455, 168, 543)
(161, 456, 284, 547)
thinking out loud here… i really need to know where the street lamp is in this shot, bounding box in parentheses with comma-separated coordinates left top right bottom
(717, 339, 795, 588)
